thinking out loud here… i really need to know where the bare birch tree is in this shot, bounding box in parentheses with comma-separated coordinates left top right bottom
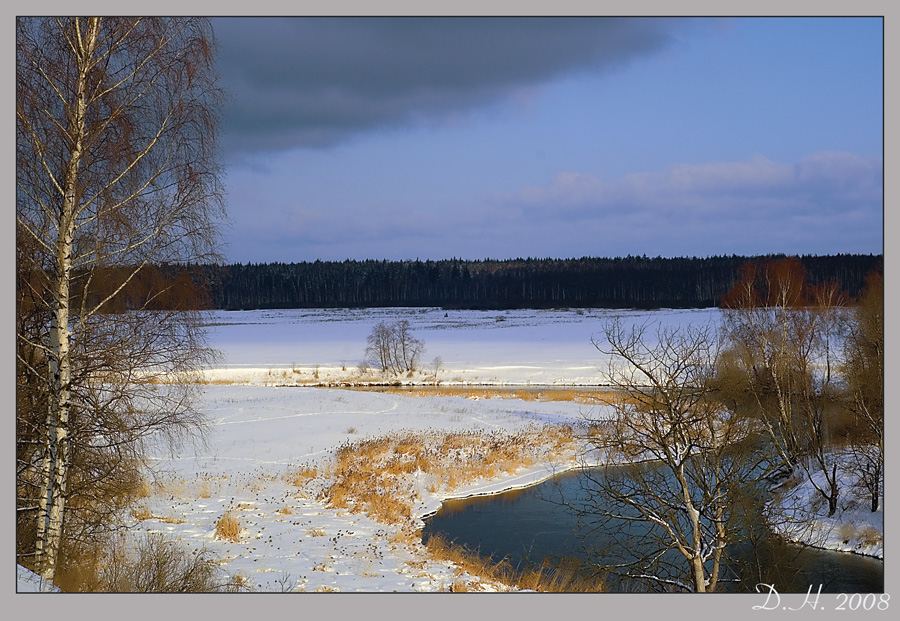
(16, 17, 224, 584)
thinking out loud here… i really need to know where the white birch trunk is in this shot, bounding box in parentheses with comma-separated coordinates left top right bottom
(34, 18, 99, 584)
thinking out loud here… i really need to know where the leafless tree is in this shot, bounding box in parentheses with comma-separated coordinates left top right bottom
(720, 258, 846, 517)
(840, 271, 883, 512)
(430, 356, 444, 386)
(365, 320, 425, 375)
(579, 319, 770, 592)
(16, 17, 224, 584)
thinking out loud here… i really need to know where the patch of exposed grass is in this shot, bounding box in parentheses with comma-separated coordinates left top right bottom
(858, 525, 883, 547)
(319, 425, 577, 526)
(838, 521, 883, 548)
(131, 505, 154, 521)
(130, 505, 186, 524)
(352, 385, 624, 405)
(214, 510, 242, 543)
(286, 465, 318, 488)
(311, 424, 584, 591)
(56, 532, 248, 593)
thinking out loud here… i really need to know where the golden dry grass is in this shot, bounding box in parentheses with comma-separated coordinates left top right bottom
(858, 525, 883, 547)
(131, 506, 154, 521)
(838, 522, 883, 548)
(136, 480, 153, 498)
(214, 510, 242, 543)
(352, 385, 626, 405)
(310, 424, 588, 591)
(319, 425, 577, 526)
(130, 505, 186, 524)
(157, 515, 187, 524)
(286, 465, 318, 487)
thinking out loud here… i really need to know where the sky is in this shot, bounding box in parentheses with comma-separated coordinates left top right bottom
(212, 17, 884, 264)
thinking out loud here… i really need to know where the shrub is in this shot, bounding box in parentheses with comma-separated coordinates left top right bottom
(97, 533, 223, 592)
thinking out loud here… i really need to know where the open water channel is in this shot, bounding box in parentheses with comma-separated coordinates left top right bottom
(422, 465, 884, 593)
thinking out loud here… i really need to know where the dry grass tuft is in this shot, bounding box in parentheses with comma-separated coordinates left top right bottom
(287, 465, 318, 487)
(858, 525, 883, 547)
(198, 479, 213, 498)
(130, 505, 185, 524)
(214, 510, 242, 543)
(131, 505, 154, 521)
(157, 515, 186, 524)
(222, 572, 254, 593)
(837, 521, 857, 543)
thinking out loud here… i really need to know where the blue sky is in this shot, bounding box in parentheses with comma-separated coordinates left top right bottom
(214, 17, 883, 263)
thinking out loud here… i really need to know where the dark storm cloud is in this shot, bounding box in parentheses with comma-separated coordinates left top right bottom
(213, 17, 687, 158)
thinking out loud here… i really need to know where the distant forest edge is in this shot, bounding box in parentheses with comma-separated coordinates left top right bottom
(107, 254, 882, 312)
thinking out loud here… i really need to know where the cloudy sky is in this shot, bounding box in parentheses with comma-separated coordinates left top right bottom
(212, 17, 883, 263)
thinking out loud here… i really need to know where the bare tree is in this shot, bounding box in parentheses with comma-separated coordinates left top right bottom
(430, 356, 444, 386)
(840, 271, 883, 512)
(580, 319, 769, 592)
(721, 258, 846, 517)
(16, 17, 224, 584)
(365, 320, 425, 375)
(365, 321, 395, 374)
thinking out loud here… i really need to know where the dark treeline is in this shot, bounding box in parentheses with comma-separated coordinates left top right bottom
(153, 254, 882, 311)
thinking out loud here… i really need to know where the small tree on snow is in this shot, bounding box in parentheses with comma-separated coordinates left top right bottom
(365, 320, 424, 375)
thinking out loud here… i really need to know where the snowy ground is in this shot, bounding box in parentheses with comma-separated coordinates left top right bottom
(18, 307, 884, 593)
(198, 306, 719, 387)
(133, 385, 594, 592)
(772, 453, 884, 559)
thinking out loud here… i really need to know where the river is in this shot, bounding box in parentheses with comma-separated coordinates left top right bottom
(422, 466, 884, 593)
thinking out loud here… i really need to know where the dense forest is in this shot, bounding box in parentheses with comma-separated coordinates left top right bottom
(140, 254, 882, 311)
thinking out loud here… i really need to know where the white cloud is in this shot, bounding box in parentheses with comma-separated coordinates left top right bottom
(510, 152, 882, 218)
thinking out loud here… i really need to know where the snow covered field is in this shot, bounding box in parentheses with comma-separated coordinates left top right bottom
(134, 307, 708, 592)
(199, 306, 719, 386)
(19, 307, 884, 594)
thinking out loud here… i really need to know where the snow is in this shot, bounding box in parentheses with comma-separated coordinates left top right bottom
(198, 306, 719, 387)
(130, 384, 594, 592)
(771, 453, 884, 559)
(18, 307, 884, 593)
(16, 565, 59, 593)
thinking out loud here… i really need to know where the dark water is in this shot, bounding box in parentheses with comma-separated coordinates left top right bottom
(422, 467, 884, 593)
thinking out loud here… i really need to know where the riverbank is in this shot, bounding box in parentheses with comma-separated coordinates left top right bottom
(18, 307, 883, 593)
